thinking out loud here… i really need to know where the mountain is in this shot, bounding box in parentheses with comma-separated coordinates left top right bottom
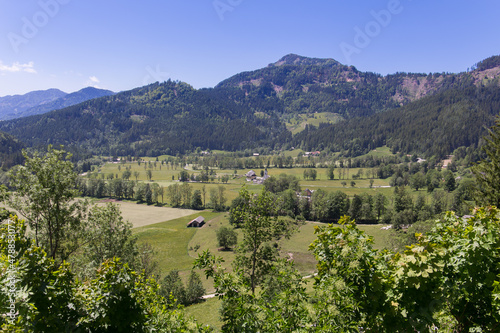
(0, 54, 499, 158)
(215, 53, 480, 120)
(0, 81, 289, 156)
(23, 87, 115, 118)
(0, 87, 115, 121)
(293, 85, 500, 159)
(0, 89, 66, 121)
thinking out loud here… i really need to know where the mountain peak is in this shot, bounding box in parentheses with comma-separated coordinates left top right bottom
(271, 54, 341, 67)
(475, 55, 500, 71)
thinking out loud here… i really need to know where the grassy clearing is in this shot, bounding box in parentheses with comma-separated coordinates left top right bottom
(357, 224, 394, 250)
(286, 112, 344, 135)
(364, 145, 394, 157)
(133, 211, 223, 276)
(181, 219, 393, 331)
(183, 297, 222, 331)
(187, 213, 242, 293)
(279, 221, 319, 275)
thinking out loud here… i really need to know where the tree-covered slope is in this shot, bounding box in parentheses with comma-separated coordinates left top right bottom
(0, 81, 289, 156)
(1, 54, 500, 158)
(215, 53, 477, 120)
(293, 85, 500, 158)
(0, 131, 24, 170)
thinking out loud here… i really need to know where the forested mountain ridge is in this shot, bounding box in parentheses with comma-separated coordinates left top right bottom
(293, 85, 500, 159)
(0, 54, 499, 158)
(0, 81, 289, 156)
(0, 88, 66, 121)
(216, 54, 500, 120)
(22, 87, 115, 119)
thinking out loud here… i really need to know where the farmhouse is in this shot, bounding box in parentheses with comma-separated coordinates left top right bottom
(304, 151, 321, 157)
(298, 188, 314, 201)
(246, 170, 257, 181)
(187, 216, 205, 228)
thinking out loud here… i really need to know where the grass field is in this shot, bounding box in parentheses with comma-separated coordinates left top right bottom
(180, 218, 394, 331)
(183, 297, 222, 331)
(286, 112, 344, 135)
(133, 211, 223, 276)
(97, 160, 445, 216)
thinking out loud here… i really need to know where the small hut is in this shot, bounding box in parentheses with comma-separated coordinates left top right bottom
(187, 216, 205, 228)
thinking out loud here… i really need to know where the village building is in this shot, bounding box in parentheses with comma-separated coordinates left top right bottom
(303, 188, 313, 197)
(297, 188, 314, 201)
(187, 216, 205, 228)
(246, 170, 257, 181)
(245, 169, 271, 185)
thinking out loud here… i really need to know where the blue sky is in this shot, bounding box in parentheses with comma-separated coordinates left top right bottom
(0, 0, 499, 96)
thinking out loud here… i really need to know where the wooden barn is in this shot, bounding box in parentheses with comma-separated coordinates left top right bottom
(187, 216, 205, 228)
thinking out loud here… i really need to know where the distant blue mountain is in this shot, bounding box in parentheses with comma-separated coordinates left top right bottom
(0, 87, 115, 121)
(0, 89, 66, 120)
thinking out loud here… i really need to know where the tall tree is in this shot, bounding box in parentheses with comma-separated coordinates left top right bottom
(374, 193, 387, 221)
(185, 270, 206, 305)
(191, 190, 203, 210)
(167, 183, 182, 207)
(6, 146, 88, 261)
(82, 203, 137, 269)
(410, 172, 426, 191)
(231, 188, 296, 294)
(216, 226, 238, 251)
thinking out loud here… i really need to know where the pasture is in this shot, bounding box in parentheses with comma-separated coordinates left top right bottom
(286, 112, 344, 135)
(122, 189, 400, 331)
(133, 211, 222, 275)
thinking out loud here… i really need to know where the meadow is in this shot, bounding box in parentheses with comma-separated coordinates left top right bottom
(97, 149, 452, 330)
(128, 203, 394, 330)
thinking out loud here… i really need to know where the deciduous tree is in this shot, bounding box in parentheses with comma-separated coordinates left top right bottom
(216, 226, 238, 251)
(6, 146, 88, 261)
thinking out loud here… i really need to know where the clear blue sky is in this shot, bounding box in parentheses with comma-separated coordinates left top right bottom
(0, 0, 499, 96)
